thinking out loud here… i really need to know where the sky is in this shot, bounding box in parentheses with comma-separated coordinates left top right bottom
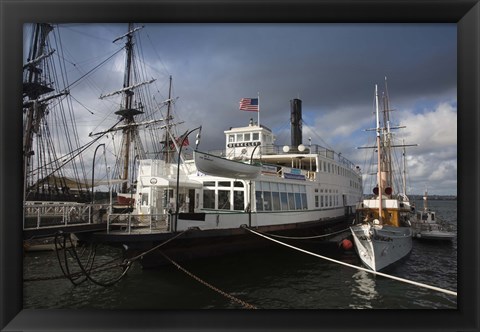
(24, 23, 457, 196)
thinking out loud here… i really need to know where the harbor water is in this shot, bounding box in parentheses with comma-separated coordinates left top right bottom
(23, 200, 457, 309)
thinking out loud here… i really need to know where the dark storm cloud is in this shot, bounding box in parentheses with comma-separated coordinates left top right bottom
(34, 23, 456, 194)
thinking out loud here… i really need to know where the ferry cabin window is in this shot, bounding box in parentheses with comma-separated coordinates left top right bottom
(315, 195, 319, 208)
(256, 191, 263, 211)
(228, 135, 235, 143)
(236, 133, 243, 142)
(252, 133, 259, 141)
(295, 193, 302, 209)
(280, 192, 288, 210)
(263, 191, 273, 211)
(272, 192, 281, 210)
(255, 181, 307, 211)
(218, 190, 230, 210)
(244, 133, 251, 141)
(141, 192, 149, 206)
(288, 193, 295, 209)
(233, 191, 244, 210)
(203, 190, 215, 209)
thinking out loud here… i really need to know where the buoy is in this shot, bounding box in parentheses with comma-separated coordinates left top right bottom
(341, 239, 353, 251)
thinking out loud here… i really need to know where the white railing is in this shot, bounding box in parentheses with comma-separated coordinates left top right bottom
(23, 201, 100, 230)
(107, 213, 169, 234)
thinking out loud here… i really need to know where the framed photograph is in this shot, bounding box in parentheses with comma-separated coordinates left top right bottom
(1, 0, 478, 331)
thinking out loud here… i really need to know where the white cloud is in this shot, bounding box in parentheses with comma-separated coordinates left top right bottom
(401, 102, 457, 194)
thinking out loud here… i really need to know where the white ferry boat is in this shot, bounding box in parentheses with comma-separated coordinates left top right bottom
(89, 99, 363, 267)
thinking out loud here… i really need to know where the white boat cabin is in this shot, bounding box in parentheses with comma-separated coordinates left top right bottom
(132, 119, 363, 220)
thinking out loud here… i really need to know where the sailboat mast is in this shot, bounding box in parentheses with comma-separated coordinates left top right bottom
(423, 189, 428, 211)
(383, 77, 394, 192)
(402, 141, 407, 196)
(23, 24, 53, 180)
(119, 23, 136, 193)
(375, 84, 383, 223)
(165, 75, 173, 163)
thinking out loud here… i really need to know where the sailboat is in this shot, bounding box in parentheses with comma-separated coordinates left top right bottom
(350, 83, 415, 271)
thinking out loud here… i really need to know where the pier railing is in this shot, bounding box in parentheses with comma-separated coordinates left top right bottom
(23, 201, 106, 230)
(107, 213, 169, 234)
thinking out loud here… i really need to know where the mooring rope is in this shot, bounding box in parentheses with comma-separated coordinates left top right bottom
(159, 251, 257, 309)
(242, 226, 457, 297)
(260, 227, 349, 240)
(125, 229, 191, 263)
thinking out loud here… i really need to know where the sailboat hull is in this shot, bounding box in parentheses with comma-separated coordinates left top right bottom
(350, 224, 412, 271)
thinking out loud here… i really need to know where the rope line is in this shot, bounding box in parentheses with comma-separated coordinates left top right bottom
(243, 226, 457, 297)
(159, 251, 257, 309)
(126, 229, 190, 262)
(259, 227, 349, 240)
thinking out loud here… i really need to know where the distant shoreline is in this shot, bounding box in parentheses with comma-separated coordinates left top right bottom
(410, 195, 457, 201)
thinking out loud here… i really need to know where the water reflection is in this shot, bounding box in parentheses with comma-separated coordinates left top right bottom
(349, 270, 379, 308)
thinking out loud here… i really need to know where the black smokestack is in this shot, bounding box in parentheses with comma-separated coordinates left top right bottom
(290, 98, 302, 148)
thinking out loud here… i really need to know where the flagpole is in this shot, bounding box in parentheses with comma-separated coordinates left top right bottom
(257, 92, 260, 126)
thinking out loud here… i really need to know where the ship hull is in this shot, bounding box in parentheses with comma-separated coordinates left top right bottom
(350, 224, 412, 271)
(83, 212, 351, 268)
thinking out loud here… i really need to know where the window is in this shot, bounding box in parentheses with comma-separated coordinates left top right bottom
(244, 133, 251, 141)
(295, 193, 302, 210)
(218, 181, 230, 187)
(263, 191, 272, 211)
(203, 190, 215, 209)
(234, 181, 244, 188)
(280, 192, 288, 210)
(315, 195, 319, 208)
(252, 133, 259, 140)
(256, 191, 263, 211)
(228, 135, 235, 143)
(288, 193, 295, 210)
(203, 181, 215, 187)
(233, 191, 244, 210)
(218, 190, 230, 210)
(236, 133, 243, 142)
(141, 192, 149, 206)
(301, 193, 307, 209)
(272, 192, 281, 210)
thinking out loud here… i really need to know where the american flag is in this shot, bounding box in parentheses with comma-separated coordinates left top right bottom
(239, 98, 259, 112)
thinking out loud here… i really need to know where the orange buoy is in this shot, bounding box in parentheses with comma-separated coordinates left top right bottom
(341, 239, 353, 251)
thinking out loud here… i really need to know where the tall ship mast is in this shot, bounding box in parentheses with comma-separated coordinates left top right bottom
(90, 24, 182, 206)
(23, 23, 90, 202)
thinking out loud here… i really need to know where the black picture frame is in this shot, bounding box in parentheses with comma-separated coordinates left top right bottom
(1, 0, 478, 331)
